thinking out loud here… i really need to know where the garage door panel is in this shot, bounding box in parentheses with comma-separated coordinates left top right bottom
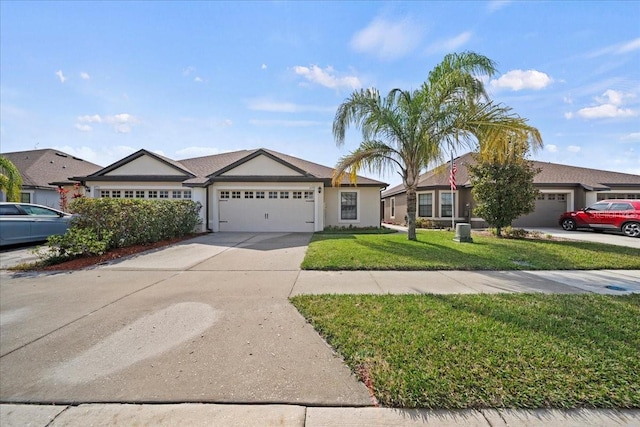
(512, 193, 569, 227)
(219, 190, 314, 232)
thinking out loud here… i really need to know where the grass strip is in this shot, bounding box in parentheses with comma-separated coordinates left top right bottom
(301, 231, 640, 270)
(291, 293, 640, 409)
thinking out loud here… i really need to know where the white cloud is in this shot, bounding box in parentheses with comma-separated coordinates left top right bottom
(487, 1, 512, 12)
(182, 66, 196, 76)
(425, 31, 473, 54)
(595, 89, 629, 106)
(576, 104, 636, 119)
(74, 124, 93, 132)
(175, 147, 222, 158)
(76, 113, 140, 133)
(194, 76, 204, 83)
(261, 64, 267, 70)
(564, 112, 574, 119)
(55, 70, 67, 83)
(490, 69, 553, 91)
(247, 98, 334, 113)
(587, 37, 640, 58)
(293, 65, 361, 90)
(350, 17, 423, 61)
(78, 114, 102, 123)
(567, 145, 581, 153)
(80, 72, 90, 80)
(249, 119, 325, 127)
(545, 144, 558, 153)
(621, 132, 640, 142)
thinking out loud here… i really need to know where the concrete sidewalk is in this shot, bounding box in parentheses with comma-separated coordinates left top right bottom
(2, 403, 639, 426)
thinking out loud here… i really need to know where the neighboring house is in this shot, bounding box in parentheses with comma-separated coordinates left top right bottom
(381, 152, 640, 228)
(0, 149, 101, 208)
(71, 148, 387, 232)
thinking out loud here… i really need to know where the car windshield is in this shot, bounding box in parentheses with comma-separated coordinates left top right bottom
(21, 205, 60, 216)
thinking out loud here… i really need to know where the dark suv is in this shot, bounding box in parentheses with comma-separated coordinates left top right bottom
(559, 199, 640, 237)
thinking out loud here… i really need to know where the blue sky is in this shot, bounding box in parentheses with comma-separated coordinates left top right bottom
(1, 1, 639, 186)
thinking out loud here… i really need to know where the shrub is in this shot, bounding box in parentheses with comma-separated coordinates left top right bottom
(415, 217, 437, 229)
(68, 198, 202, 249)
(502, 226, 529, 239)
(35, 227, 112, 264)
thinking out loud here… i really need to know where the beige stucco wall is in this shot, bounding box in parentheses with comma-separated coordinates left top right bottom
(324, 186, 381, 228)
(104, 156, 184, 176)
(221, 156, 304, 176)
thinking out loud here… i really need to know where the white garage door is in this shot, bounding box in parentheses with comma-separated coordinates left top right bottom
(512, 193, 569, 227)
(218, 190, 315, 232)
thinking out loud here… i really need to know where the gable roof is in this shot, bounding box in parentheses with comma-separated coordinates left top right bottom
(1, 149, 101, 189)
(382, 152, 640, 197)
(73, 148, 387, 188)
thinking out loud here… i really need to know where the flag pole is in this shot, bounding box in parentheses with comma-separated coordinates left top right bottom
(451, 152, 455, 230)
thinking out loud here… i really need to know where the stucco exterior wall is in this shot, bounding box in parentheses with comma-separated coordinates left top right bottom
(104, 156, 185, 176)
(324, 186, 381, 228)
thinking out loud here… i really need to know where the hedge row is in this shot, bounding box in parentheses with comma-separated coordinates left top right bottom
(69, 198, 202, 249)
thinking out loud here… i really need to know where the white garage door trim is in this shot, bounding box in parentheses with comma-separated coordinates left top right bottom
(217, 188, 316, 232)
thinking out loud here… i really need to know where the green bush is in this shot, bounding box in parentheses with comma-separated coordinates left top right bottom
(68, 198, 202, 249)
(501, 226, 528, 239)
(415, 217, 437, 229)
(36, 227, 112, 264)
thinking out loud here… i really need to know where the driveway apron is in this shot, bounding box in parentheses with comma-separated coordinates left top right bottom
(0, 232, 372, 406)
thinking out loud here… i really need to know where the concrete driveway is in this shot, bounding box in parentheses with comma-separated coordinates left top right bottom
(0, 232, 372, 406)
(526, 227, 640, 249)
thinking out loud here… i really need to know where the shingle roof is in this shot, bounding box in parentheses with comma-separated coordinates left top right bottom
(71, 147, 386, 187)
(382, 152, 640, 197)
(1, 149, 101, 189)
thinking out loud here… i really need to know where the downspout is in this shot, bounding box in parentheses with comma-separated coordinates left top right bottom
(206, 184, 212, 233)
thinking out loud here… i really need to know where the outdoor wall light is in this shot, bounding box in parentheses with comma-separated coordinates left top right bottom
(318, 187, 322, 194)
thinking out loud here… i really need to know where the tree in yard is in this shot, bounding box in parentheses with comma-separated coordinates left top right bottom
(332, 51, 542, 240)
(468, 141, 542, 236)
(0, 156, 23, 202)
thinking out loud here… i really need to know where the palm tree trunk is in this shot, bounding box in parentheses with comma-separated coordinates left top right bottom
(406, 186, 417, 241)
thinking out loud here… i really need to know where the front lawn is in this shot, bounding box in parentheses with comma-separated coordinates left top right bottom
(301, 230, 640, 270)
(291, 293, 640, 409)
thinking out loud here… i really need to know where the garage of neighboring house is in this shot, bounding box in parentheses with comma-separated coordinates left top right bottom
(512, 192, 571, 227)
(217, 188, 316, 232)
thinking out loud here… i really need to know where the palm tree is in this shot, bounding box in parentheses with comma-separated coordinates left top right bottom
(0, 156, 23, 202)
(332, 51, 542, 240)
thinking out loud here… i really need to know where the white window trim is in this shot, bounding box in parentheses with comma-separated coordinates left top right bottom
(390, 197, 395, 219)
(338, 189, 360, 223)
(438, 190, 458, 218)
(416, 191, 435, 218)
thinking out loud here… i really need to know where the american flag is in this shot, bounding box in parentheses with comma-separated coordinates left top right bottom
(449, 160, 457, 190)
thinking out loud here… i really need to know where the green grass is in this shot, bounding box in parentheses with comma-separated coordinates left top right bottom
(291, 293, 640, 409)
(301, 230, 640, 270)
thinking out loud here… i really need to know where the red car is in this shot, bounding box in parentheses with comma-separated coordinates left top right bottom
(559, 199, 640, 237)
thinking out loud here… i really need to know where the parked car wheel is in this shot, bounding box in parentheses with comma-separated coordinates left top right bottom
(561, 218, 577, 231)
(622, 222, 640, 238)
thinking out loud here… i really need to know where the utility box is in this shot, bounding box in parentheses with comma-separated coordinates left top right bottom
(454, 223, 473, 243)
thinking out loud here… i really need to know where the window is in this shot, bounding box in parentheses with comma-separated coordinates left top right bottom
(256, 191, 265, 199)
(390, 197, 395, 218)
(611, 203, 633, 211)
(304, 191, 314, 200)
(159, 190, 169, 199)
(232, 191, 241, 199)
(280, 191, 289, 199)
(557, 194, 566, 201)
(172, 191, 182, 199)
(547, 194, 556, 200)
(20, 193, 31, 203)
(124, 190, 134, 198)
(183, 190, 191, 199)
(586, 202, 609, 211)
(220, 191, 229, 199)
(418, 193, 433, 217)
(245, 191, 254, 199)
(136, 190, 145, 198)
(269, 191, 278, 199)
(537, 194, 545, 200)
(100, 190, 110, 198)
(293, 191, 302, 199)
(440, 192, 456, 217)
(340, 191, 358, 221)
(111, 190, 121, 198)
(148, 191, 158, 199)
